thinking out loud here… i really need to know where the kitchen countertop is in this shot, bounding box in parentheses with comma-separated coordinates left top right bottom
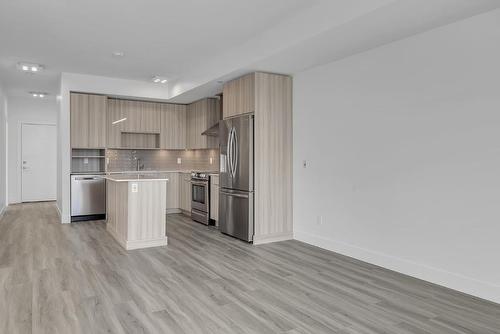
(107, 170, 219, 175)
(107, 170, 191, 174)
(104, 173, 170, 182)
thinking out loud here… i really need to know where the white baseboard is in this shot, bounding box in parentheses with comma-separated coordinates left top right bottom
(253, 231, 293, 245)
(55, 204, 61, 218)
(166, 208, 182, 214)
(55, 204, 71, 224)
(126, 237, 168, 250)
(294, 230, 500, 305)
(107, 225, 168, 251)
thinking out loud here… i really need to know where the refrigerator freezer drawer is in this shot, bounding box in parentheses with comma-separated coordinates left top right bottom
(219, 188, 254, 242)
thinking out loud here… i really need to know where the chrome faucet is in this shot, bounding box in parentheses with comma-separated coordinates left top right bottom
(131, 151, 144, 171)
(136, 158, 144, 171)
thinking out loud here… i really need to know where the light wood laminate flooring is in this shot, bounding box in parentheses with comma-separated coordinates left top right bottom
(1, 202, 499, 333)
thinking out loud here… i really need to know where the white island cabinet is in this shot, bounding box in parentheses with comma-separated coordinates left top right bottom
(105, 174, 169, 250)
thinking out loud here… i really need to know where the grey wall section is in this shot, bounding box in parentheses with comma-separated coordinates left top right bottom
(293, 9, 500, 303)
(7, 97, 58, 204)
(0, 83, 7, 216)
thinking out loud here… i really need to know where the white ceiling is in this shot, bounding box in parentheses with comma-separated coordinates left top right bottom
(1, 0, 499, 102)
(0, 0, 319, 97)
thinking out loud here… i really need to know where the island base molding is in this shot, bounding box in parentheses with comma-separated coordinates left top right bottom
(108, 227, 168, 250)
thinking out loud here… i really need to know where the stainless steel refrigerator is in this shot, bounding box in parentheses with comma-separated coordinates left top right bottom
(219, 114, 254, 242)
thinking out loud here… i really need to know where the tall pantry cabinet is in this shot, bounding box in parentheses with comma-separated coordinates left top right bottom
(223, 72, 293, 245)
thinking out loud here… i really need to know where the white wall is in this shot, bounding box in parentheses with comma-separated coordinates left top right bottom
(58, 73, 171, 223)
(293, 9, 500, 303)
(7, 96, 57, 204)
(0, 82, 7, 216)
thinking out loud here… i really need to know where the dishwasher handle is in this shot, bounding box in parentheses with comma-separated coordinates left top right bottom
(74, 177, 101, 181)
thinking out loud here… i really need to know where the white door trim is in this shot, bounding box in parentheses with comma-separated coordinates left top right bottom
(20, 121, 57, 202)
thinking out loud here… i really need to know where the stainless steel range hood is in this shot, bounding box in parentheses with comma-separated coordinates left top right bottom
(201, 122, 219, 137)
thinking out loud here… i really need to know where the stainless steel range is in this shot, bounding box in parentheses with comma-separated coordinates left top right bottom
(190, 171, 211, 225)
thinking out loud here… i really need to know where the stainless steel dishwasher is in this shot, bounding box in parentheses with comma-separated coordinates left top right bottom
(71, 174, 106, 221)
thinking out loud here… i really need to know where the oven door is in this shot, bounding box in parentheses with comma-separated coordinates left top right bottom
(191, 180, 208, 212)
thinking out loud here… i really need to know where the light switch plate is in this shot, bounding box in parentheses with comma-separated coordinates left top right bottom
(83, 158, 89, 164)
(209, 157, 213, 164)
(131, 183, 138, 193)
(177, 157, 182, 164)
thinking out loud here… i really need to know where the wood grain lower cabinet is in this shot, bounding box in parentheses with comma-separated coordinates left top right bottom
(160, 104, 187, 149)
(210, 175, 219, 223)
(166, 172, 180, 210)
(186, 98, 220, 149)
(71, 93, 107, 148)
(179, 173, 191, 213)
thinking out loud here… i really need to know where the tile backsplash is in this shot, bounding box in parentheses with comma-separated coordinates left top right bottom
(106, 149, 219, 172)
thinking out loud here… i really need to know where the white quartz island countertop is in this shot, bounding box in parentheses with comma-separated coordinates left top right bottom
(104, 173, 170, 182)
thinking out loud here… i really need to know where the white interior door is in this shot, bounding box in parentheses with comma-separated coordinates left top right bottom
(21, 123, 57, 202)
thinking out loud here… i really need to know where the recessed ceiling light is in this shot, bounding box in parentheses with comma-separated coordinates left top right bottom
(18, 62, 44, 73)
(112, 51, 125, 57)
(29, 91, 48, 98)
(152, 76, 167, 84)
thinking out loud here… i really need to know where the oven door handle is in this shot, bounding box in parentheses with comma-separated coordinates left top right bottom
(190, 181, 208, 186)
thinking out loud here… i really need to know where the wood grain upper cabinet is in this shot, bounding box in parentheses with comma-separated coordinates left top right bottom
(160, 104, 186, 149)
(70, 93, 107, 148)
(88, 95, 107, 148)
(223, 73, 255, 119)
(106, 99, 125, 148)
(71, 93, 89, 148)
(186, 98, 220, 149)
(106, 99, 162, 148)
(118, 100, 161, 133)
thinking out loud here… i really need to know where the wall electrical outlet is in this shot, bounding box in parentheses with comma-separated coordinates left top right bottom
(177, 157, 182, 164)
(131, 183, 138, 193)
(209, 157, 213, 164)
(83, 158, 89, 164)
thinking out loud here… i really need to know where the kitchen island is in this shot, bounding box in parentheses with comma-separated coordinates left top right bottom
(104, 174, 169, 250)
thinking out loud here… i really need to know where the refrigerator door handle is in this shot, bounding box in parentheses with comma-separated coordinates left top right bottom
(220, 190, 249, 199)
(232, 127, 238, 178)
(227, 127, 233, 177)
(229, 127, 236, 178)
